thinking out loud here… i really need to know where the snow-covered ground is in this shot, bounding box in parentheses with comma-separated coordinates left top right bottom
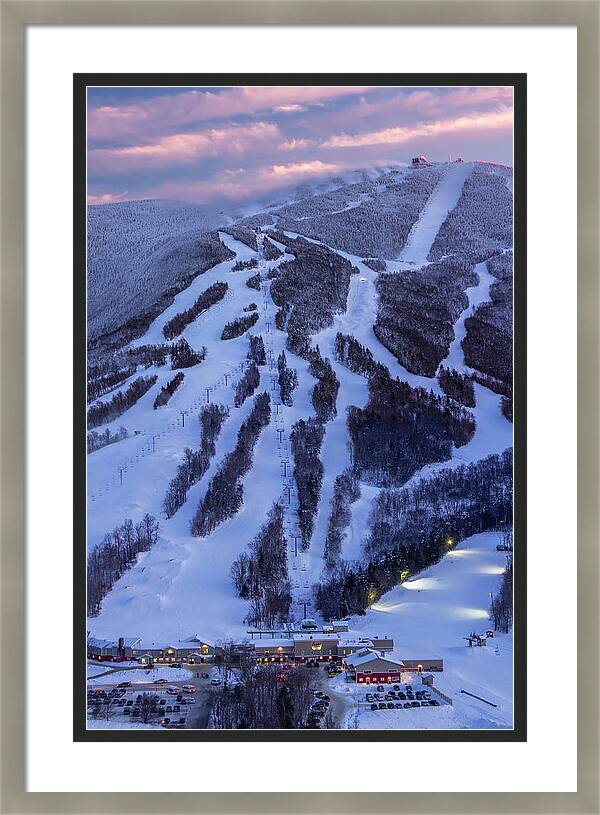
(344, 530, 513, 729)
(87, 665, 193, 685)
(87, 165, 513, 728)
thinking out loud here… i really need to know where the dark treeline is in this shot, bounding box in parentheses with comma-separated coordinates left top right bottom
(277, 351, 299, 407)
(246, 273, 261, 291)
(316, 451, 512, 620)
(309, 351, 339, 422)
(221, 312, 259, 340)
(291, 417, 325, 549)
(463, 258, 513, 391)
(87, 425, 128, 454)
(366, 449, 513, 559)
(234, 362, 260, 408)
(263, 237, 283, 261)
(335, 333, 381, 378)
(437, 366, 476, 407)
(374, 256, 477, 377)
(247, 334, 266, 366)
(87, 514, 160, 616)
(471, 370, 511, 398)
(223, 225, 259, 251)
(429, 168, 513, 263)
(323, 470, 361, 570)
(162, 403, 229, 519)
(209, 665, 313, 729)
(87, 375, 158, 429)
(170, 338, 206, 369)
(362, 257, 386, 272)
(501, 396, 513, 423)
(491, 553, 513, 633)
(244, 303, 258, 312)
(162, 281, 228, 340)
(232, 258, 258, 272)
(348, 367, 476, 487)
(153, 372, 184, 409)
(191, 392, 271, 536)
(88, 366, 136, 403)
(127, 344, 170, 368)
(231, 502, 292, 627)
(275, 303, 290, 331)
(268, 234, 355, 352)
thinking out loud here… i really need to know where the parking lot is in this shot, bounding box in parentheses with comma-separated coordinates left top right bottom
(87, 685, 198, 729)
(360, 683, 442, 712)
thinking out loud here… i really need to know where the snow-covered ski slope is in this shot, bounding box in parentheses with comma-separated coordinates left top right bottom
(392, 161, 473, 268)
(347, 530, 513, 729)
(88, 162, 513, 727)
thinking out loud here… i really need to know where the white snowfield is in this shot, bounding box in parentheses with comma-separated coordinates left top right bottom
(346, 530, 513, 730)
(88, 164, 513, 728)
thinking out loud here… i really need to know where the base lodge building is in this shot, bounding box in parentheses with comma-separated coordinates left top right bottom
(88, 633, 443, 678)
(87, 634, 219, 664)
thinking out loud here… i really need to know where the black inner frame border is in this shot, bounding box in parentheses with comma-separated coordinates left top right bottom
(73, 73, 526, 743)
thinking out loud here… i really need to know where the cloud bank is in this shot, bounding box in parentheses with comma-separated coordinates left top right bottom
(87, 85, 513, 206)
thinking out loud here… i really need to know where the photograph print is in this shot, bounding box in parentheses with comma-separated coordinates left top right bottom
(79, 77, 523, 737)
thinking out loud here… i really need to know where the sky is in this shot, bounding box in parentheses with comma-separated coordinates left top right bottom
(87, 85, 513, 208)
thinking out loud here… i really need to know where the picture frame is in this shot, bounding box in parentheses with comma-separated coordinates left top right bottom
(1, 0, 597, 811)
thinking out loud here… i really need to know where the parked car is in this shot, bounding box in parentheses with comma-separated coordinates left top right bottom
(182, 685, 196, 694)
(117, 681, 132, 688)
(411, 701, 420, 708)
(370, 704, 378, 711)
(393, 685, 400, 692)
(387, 703, 395, 709)
(395, 703, 402, 709)
(126, 700, 133, 706)
(377, 686, 384, 692)
(210, 679, 221, 686)
(378, 702, 386, 709)
(403, 703, 411, 709)
(160, 718, 170, 726)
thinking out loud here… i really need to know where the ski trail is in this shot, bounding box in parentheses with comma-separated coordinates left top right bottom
(388, 162, 473, 270)
(254, 231, 315, 619)
(438, 260, 496, 373)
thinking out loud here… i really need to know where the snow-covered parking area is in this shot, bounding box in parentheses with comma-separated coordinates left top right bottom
(86, 665, 194, 685)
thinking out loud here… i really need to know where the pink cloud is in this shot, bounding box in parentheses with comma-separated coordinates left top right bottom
(274, 104, 308, 113)
(87, 190, 129, 205)
(309, 86, 513, 131)
(130, 159, 346, 204)
(323, 107, 513, 148)
(88, 86, 374, 143)
(90, 122, 281, 171)
(277, 138, 314, 151)
(258, 160, 342, 179)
